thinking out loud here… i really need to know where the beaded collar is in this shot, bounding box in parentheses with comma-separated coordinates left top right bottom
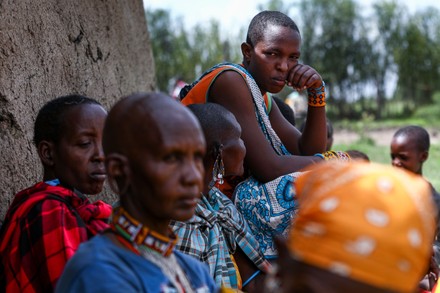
(111, 206, 177, 257)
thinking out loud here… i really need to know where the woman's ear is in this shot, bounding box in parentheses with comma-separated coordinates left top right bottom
(210, 142, 222, 160)
(106, 153, 130, 195)
(241, 42, 252, 64)
(38, 141, 55, 167)
(420, 151, 429, 163)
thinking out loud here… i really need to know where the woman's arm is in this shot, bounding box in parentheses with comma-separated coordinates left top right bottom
(208, 70, 322, 183)
(286, 63, 327, 155)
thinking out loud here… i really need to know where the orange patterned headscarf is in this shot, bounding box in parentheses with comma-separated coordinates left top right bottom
(288, 162, 436, 293)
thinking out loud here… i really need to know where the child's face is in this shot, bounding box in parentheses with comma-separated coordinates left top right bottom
(245, 25, 301, 94)
(52, 104, 107, 194)
(390, 135, 427, 175)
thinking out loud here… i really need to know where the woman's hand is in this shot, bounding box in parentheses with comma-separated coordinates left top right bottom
(286, 63, 323, 91)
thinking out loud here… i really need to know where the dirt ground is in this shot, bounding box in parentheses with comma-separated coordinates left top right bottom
(334, 128, 440, 146)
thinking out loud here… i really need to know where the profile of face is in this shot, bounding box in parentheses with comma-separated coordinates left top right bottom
(48, 103, 107, 195)
(126, 108, 206, 224)
(243, 24, 301, 94)
(220, 114, 246, 178)
(390, 134, 427, 175)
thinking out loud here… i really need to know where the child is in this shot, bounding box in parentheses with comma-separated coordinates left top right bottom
(170, 103, 271, 291)
(390, 126, 440, 214)
(391, 125, 440, 292)
(0, 95, 111, 293)
(56, 92, 217, 292)
(390, 126, 431, 175)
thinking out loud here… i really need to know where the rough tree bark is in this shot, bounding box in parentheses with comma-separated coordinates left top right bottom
(0, 0, 156, 218)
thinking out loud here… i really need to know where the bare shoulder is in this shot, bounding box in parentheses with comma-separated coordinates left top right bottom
(208, 70, 253, 113)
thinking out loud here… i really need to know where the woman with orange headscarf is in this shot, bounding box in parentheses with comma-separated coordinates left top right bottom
(268, 161, 437, 293)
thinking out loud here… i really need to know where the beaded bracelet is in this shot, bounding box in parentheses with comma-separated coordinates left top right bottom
(314, 153, 325, 160)
(320, 150, 351, 161)
(307, 81, 326, 107)
(335, 151, 351, 161)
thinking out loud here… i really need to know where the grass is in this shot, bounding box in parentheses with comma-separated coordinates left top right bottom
(333, 141, 440, 191)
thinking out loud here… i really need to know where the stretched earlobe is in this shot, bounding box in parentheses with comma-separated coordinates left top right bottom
(106, 154, 131, 195)
(38, 141, 55, 167)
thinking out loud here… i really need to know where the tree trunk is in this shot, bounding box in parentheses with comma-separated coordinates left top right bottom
(0, 0, 156, 218)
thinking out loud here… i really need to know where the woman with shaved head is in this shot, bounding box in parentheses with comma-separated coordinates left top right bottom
(56, 92, 217, 293)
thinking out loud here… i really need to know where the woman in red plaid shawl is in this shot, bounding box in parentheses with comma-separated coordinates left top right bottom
(0, 95, 111, 293)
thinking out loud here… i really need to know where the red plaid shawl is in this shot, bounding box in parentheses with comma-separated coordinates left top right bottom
(0, 182, 111, 293)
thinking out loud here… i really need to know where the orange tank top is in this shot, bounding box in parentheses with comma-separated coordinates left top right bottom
(180, 64, 272, 113)
(180, 63, 272, 198)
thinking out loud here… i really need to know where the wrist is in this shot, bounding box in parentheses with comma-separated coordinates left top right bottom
(318, 151, 351, 161)
(307, 81, 326, 107)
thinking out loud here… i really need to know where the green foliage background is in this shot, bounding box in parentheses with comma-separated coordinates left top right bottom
(146, 0, 440, 188)
(147, 0, 440, 122)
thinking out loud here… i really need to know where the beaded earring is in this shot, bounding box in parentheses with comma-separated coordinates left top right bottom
(213, 152, 225, 185)
(209, 145, 225, 189)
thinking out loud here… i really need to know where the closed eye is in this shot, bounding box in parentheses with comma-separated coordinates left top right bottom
(290, 55, 300, 60)
(164, 153, 179, 163)
(194, 151, 204, 161)
(78, 141, 91, 148)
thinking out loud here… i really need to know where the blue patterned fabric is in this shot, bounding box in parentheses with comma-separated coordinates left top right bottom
(234, 173, 300, 258)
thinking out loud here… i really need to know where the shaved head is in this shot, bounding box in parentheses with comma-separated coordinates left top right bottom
(103, 92, 206, 231)
(103, 92, 202, 158)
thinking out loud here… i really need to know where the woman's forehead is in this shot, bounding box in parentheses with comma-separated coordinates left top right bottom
(143, 111, 205, 149)
(261, 24, 300, 41)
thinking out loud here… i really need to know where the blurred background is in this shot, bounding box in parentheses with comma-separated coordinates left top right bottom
(142, 0, 440, 188)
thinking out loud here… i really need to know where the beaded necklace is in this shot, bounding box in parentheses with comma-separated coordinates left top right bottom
(111, 207, 195, 293)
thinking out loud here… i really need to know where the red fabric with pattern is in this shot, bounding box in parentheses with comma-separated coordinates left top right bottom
(0, 182, 111, 293)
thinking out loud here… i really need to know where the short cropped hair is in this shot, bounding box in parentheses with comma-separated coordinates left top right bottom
(33, 94, 101, 146)
(246, 10, 300, 47)
(393, 125, 430, 152)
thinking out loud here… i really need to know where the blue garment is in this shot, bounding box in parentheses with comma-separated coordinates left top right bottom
(55, 234, 217, 293)
(234, 174, 299, 258)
